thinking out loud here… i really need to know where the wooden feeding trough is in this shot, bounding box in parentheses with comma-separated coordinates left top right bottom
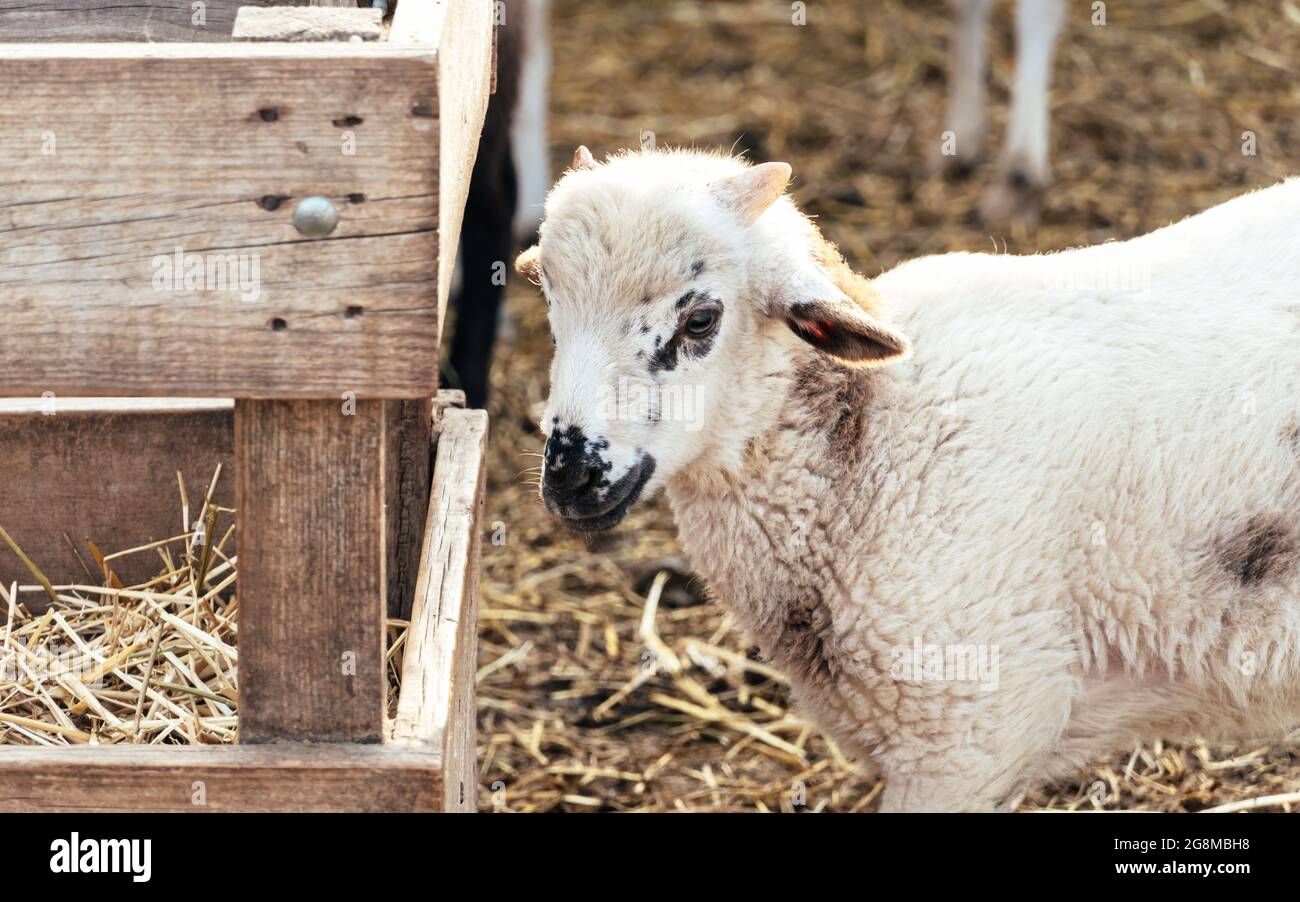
(0, 0, 494, 811)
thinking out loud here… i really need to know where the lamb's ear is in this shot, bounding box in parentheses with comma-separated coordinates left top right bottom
(778, 267, 910, 366)
(785, 299, 910, 366)
(515, 245, 542, 284)
(571, 145, 597, 171)
(710, 162, 792, 226)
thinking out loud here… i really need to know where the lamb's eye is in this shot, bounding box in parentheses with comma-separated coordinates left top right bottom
(685, 308, 719, 338)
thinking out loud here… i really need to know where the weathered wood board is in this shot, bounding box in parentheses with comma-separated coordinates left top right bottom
(0, 743, 442, 812)
(421, 0, 497, 323)
(0, 1, 347, 43)
(386, 397, 433, 619)
(0, 42, 449, 398)
(0, 397, 434, 615)
(392, 406, 486, 811)
(232, 6, 382, 43)
(235, 399, 387, 743)
(0, 399, 234, 590)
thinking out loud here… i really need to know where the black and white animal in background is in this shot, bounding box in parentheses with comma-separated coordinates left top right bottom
(446, 0, 550, 409)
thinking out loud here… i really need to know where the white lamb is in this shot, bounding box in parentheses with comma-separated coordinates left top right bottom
(517, 145, 1300, 811)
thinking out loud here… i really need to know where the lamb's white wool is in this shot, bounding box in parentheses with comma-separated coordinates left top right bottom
(520, 146, 1300, 811)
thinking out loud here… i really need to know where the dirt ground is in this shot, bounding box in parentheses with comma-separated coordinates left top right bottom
(474, 0, 1300, 811)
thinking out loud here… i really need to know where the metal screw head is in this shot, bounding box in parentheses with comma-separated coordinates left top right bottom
(292, 196, 339, 237)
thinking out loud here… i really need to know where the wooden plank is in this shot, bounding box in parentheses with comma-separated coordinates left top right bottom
(0, 394, 443, 610)
(432, 0, 496, 324)
(390, 0, 496, 321)
(233, 6, 382, 42)
(0, 399, 234, 592)
(0, 1, 331, 42)
(236, 400, 387, 743)
(385, 398, 432, 619)
(392, 407, 486, 812)
(0, 744, 441, 812)
(389, 0, 446, 45)
(384, 391, 469, 618)
(0, 42, 454, 398)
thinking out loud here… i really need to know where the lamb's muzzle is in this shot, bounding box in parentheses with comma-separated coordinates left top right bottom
(541, 424, 654, 531)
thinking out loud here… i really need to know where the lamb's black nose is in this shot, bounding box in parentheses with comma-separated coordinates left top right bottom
(542, 426, 603, 510)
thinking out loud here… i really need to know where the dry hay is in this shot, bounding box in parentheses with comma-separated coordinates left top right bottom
(0, 468, 407, 747)
(473, 0, 1300, 811)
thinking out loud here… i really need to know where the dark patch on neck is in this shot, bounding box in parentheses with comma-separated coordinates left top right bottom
(765, 587, 838, 687)
(1218, 514, 1295, 586)
(789, 355, 875, 465)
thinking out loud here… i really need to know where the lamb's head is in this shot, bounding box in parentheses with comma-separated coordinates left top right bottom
(517, 146, 911, 532)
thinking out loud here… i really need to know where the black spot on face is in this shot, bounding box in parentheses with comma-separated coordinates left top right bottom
(691, 260, 705, 278)
(542, 426, 655, 530)
(1219, 514, 1295, 586)
(647, 295, 723, 375)
(333, 115, 363, 128)
(543, 426, 612, 494)
(648, 332, 681, 375)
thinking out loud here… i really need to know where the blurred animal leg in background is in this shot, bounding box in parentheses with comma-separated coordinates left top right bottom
(936, 0, 994, 179)
(448, 0, 544, 409)
(512, 0, 552, 244)
(981, 0, 1065, 226)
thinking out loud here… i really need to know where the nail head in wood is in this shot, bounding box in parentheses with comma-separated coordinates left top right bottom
(292, 196, 340, 237)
